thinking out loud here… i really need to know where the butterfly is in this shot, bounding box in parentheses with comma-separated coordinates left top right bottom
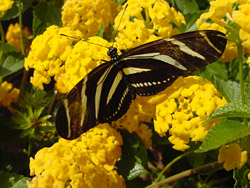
(56, 30, 227, 140)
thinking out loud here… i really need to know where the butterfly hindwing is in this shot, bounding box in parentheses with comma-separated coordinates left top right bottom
(56, 61, 116, 139)
(94, 64, 134, 123)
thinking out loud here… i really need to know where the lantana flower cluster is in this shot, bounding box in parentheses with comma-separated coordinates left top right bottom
(62, 0, 120, 39)
(0, 81, 20, 112)
(6, 23, 32, 53)
(28, 124, 125, 188)
(152, 76, 227, 151)
(114, 0, 186, 50)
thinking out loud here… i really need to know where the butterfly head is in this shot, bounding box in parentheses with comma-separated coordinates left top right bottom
(107, 47, 120, 61)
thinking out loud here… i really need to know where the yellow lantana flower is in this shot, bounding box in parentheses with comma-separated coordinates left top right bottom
(25, 25, 83, 91)
(153, 76, 227, 151)
(55, 36, 111, 93)
(28, 124, 125, 188)
(6, 23, 32, 53)
(0, 0, 14, 18)
(114, 0, 185, 50)
(0, 81, 19, 112)
(62, 0, 119, 39)
(218, 143, 248, 171)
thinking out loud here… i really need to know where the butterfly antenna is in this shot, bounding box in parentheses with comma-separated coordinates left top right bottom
(60, 34, 109, 49)
(111, 4, 128, 48)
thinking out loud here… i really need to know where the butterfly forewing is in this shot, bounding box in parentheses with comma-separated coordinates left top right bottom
(120, 30, 226, 96)
(56, 30, 227, 140)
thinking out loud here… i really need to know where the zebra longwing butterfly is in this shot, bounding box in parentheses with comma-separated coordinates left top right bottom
(56, 30, 227, 140)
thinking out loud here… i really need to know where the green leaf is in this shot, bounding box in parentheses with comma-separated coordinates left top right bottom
(2, 42, 20, 53)
(0, 52, 24, 78)
(197, 120, 250, 153)
(184, 12, 203, 31)
(116, 130, 148, 180)
(214, 79, 241, 103)
(20, 127, 35, 139)
(21, 84, 53, 109)
(205, 103, 250, 123)
(116, 0, 127, 5)
(175, 0, 199, 14)
(2, 0, 33, 20)
(33, 2, 61, 37)
(96, 24, 105, 37)
(0, 171, 30, 188)
(194, 61, 228, 82)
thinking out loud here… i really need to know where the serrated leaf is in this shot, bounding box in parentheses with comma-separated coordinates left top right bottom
(2, 0, 33, 20)
(214, 78, 241, 103)
(205, 103, 250, 123)
(175, 0, 199, 14)
(0, 171, 30, 188)
(197, 120, 250, 153)
(116, 130, 148, 180)
(33, 2, 61, 37)
(0, 52, 24, 78)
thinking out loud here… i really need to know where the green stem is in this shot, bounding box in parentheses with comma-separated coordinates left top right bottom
(237, 42, 245, 104)
(154, 149, 195, 184)
(0, 21, 5, 61)
(27, 138, 32, 157)
(147, 161, 222, 188)
(236, 41, 247, 125)
(17, 0, 28, 95)
(18, 0, 24, 55)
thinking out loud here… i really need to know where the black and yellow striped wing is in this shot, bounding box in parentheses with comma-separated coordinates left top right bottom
(56, 30, 227, 140)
